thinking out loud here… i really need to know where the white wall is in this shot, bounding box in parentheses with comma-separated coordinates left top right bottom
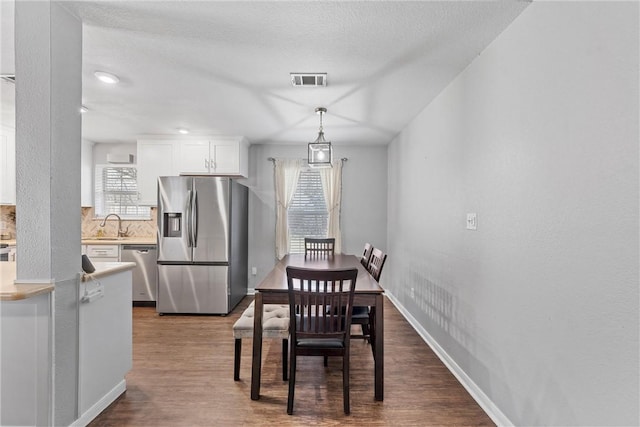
(386, 2, 638, 426)
(245, 144, 387, 290)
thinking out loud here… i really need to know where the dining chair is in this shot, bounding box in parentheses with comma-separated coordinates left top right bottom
(352, 243, 374, 340)
(304, 237, 335, 257)
(367, 247, 387, 282)
(364, 247, 387, 357)
(286, 266, 358, 415)
(360, 242, 373, 267)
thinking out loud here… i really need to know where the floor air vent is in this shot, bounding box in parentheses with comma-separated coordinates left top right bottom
(290, 73, 327, 87)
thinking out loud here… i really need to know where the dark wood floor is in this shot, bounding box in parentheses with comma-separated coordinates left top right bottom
(89, 297, 493, 426)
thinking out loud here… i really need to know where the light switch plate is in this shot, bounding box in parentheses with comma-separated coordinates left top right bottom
(466, 213, 477, 230)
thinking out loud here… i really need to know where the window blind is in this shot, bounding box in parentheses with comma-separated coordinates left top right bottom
(94, 165, 151, 219)
(287, 168, 328, 253)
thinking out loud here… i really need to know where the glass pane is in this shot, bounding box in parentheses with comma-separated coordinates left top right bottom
(287, 169, 328, 253)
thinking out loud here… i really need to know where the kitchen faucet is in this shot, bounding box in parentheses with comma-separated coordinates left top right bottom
(99, 213, 129, 238)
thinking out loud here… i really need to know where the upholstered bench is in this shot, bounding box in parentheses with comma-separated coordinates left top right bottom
(233, 300, 290, 381)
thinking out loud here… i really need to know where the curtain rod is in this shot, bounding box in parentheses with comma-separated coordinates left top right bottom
(267, 157, 348, 162)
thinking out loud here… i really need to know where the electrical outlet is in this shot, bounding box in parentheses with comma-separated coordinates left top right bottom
(466, 213, 477, 230)
(410, 287, 415, 299)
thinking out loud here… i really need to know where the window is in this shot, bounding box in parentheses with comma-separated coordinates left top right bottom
(287, 168, 328, 253)
(94, 165, 151, 219)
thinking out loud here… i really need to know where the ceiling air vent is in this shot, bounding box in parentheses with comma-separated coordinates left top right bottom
(290, 73, 327, 87)
(0, 74, 15, 84)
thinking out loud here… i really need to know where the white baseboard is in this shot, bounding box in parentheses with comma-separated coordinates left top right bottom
(384, 291, 513, 427)
(71, 380, 126, 427)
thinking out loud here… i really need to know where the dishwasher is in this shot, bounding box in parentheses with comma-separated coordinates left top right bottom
(121, 244, 158, 302)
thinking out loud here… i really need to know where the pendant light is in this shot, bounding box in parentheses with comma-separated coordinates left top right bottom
(308, 107, 332, 168)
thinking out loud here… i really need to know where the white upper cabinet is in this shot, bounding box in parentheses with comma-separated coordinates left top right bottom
(0, 126, 16, 205)
(137, 136, 248, 206)
(137, 140, 179, 206)
(177, 140, 211, 174)
(176, 137, 248, 177)
(81, 141, 94, 207)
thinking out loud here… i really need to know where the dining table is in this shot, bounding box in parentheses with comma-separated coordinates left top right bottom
(251, 253, 385, 401)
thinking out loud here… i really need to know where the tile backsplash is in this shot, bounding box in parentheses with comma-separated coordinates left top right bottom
(81, 207, 157, 238)
(1, 206, 157, 241)
(0, 205, 16, 240)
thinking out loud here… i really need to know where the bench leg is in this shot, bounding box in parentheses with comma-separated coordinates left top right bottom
(282, 338, 288, 381)
(234, 338, 241, 381)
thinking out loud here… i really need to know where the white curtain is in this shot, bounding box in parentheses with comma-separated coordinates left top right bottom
(319, 160, 343, 253)
(274, 158, 303, 259)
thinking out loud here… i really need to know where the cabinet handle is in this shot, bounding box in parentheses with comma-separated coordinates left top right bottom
(210, 159, 215, 170)
(204, 158, 209, 169)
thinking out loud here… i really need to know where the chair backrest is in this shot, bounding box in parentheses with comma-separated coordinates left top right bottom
(304, 237, 335, 257)
(360, 243, 373, 268)
(367, 248, 387, 282)
(286, 266, 358, 342)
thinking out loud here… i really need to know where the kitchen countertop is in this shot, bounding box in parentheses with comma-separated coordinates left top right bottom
(82, 237, 156, 245)
(1, 238, 156, 246)
(0, 262, 54, 301)
(81, 262, 136, 281)
(1, 261, 136, 301)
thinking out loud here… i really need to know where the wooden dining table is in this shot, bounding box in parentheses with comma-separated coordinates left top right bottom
(251, 253, 385, 401)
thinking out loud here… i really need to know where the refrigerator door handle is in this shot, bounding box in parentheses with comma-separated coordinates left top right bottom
(185, 190, 194, 247)
(192, 190, 199, 247)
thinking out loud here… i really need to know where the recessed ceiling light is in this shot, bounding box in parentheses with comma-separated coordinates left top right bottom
(80, 105, 89, 113)
(94, 71, 120, 84)
(177, 128, 189, 134)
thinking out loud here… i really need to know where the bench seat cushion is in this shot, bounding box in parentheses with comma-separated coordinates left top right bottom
(233, 300, 290, 339)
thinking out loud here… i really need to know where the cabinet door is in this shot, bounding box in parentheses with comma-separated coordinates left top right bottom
(0, 127, 16, 205)
(137, 140, 178, 205)
(211, 140, 239, 175)
(177, 140, 210, 174)
(81, 141, 93, 207)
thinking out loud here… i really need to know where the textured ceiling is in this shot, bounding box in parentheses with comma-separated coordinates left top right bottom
(1, 1, 530, 146)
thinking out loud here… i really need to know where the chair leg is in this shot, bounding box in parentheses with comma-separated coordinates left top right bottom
(369, 308, 376, 360)
(282, 338, 288, 381)
(343, 350, 350, 415)
(234, 338, 241, 381)
(287, 349, 296, 415)
(361, 323, 370, 338)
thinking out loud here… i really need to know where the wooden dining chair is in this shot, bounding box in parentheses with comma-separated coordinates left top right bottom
(286, 266, 358, 415)
(364, 247, 387, 356)
(304, 237, 335, 257)
(360, 242, 373, 267)
(367, 247, 387, 282)
(352, 243, 374, 340)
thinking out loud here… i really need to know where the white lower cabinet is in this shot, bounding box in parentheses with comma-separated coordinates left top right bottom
(77, 268, 132, 425)
(85, 245, 119, 263)
(0, 293, 52, 426)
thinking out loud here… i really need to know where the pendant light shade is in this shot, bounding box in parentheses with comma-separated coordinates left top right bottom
(308, 107, 333, 168)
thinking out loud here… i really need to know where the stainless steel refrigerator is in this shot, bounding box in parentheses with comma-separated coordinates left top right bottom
(156, 176, 248, 314)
